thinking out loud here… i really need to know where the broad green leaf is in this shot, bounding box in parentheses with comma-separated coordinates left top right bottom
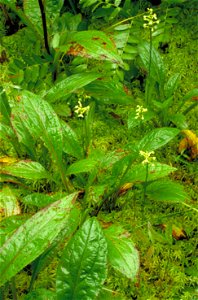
(0, 187, 20, 221)
(0, 0, 17, 3)
(112, 31, 131, 50)
(11, 91, 63, 170)
(122, 53, 136, 60)
(23, 0, 42, 34)
(2, 161, 49, 180)
(44, 72, 100, 103)
(23, 0, 63, 35)
(146, 180, 188, 202)
(139, 41, 165, 85)
(164, 73, 180, 98)
(0, 123, 21, 155)
(62, 30, 123, 66)
(85, 79, 132, 105)
(0, 123, 15, 140)
(66, 158, 98, 175)
(104, 225, 139, 279)
(138, 128, 180, 152)
(87, 185, 107, 205)
(0, 215, 28, 247)
(22, 192, 71, 208)
(114, 24, 131, 31)
(24, 288, 55, 300)
(97, 150, 125, 170)
(10, 107, 37, 160)
(22, 193, 57, 208)
(112, 154, 138, 179)
(61, 121, 84, 159)
(122, 162, 177, 184)
(182, 88, 198, 102)
(56, 218, 107, 300)
(166, 17, 178, 24)
(45, 0, 64, 22)
(170, 113, 188, 129)
(58, 12, 82, 32)
(124, 45, 138, 54)
(29, 207, 81, 285)
(0, 1, 41, 40)
(0, 88, 11, 125)
(0, 192, 78, 286)
(0, 174, 24, 186)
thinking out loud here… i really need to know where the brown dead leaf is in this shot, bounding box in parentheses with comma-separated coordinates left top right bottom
(0, 156, 18, 165)
(157, 224, 188, 240)
(67, 43, 88, 57)
(179, 130, 198, 160)
(118, 182, 133, 195)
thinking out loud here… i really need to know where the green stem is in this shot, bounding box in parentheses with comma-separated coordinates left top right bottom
(106, 7, 162, 31)
(10, 277, 17, 300)
(60, 168, 73, 193)
(28, 265, 38, 292)
(84, 119, 89, 156)
(142, 163, 149, 220)
(146, 29, 152, 105)
(183, 102, 198, 115)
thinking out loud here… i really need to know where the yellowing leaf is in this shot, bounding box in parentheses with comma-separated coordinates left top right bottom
(118, 183, 133, 195)
(179, 130, 198, 160)
(0, 187, 21, 221)
(0, 156, 18, 165)
(172, 225, 188, 240)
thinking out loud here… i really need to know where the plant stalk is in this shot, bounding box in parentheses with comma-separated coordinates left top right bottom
(183, 102, 198, 115)
(142, 163, 149, 220)
(38, 0, 50, 55)
(146, 29, 153, 105)
(10, 277, 17, 300)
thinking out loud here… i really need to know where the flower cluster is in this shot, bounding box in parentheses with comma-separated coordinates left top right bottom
(140, 150, 156, 165)
(74, 100, 90, 118)
(143, 8, 159, 31)
(135, 105, 148, 120)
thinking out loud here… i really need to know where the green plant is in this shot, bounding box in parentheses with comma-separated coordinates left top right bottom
(127, 40, 198, 129)
(0, 1, 196, 299)
(0, 81, 189, 298)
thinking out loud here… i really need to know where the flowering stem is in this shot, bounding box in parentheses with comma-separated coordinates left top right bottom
(84, 117, 90, 156)
(142, 163, 149, 220)
(146, 29, 153, 105)
(149, 29, 152, 80)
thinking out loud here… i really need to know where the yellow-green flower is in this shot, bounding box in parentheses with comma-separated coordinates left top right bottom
(140, 150, 156, 165)
(74, 100, 90, 118)
(143, 8, 159, 31)
(135, 105, 148, 120)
